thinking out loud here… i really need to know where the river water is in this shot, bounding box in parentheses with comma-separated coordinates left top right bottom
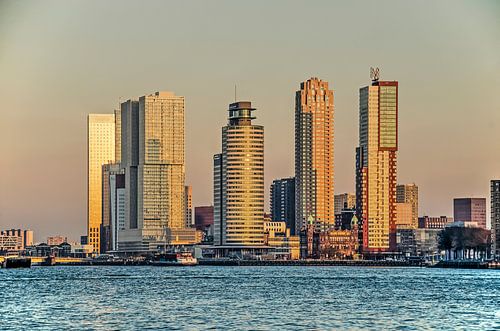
(1, 266, 499, 330)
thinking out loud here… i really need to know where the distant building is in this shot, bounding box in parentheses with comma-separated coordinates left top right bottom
(295, 78, 335, 232)
(356, 75, 398, 253)
(264, 221, 287, 234)
(492, 180, 500, 259)
(334, 209, 357, 231)
(265, 230, 300, 260)
(439, 226, 491, 260)
(334, 193, 355, 216)
(299, 221, 320, 259)
(87, 113, 116, 254)
(396, 228, 441, 257)
(102, 163, 125, 252)
(194, 206, 214, 232)
(270, 177, 296, 234)
(396, 184, 418, 229)
(418, 216, 453, 229)
(71, 243, 94, 258)
(453, 198, 486, 229)
(213, 154, 223, 244)
(395, 202, 413, 229)
(320, 216, 359, 259)
(213, 101, 264, 246)
(118, 92, 196, 253)
(185, 186, 193, 227)
(47, 236, 67, 246)
(0, 229, 33, 252)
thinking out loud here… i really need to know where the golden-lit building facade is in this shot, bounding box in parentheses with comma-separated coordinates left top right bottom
(356, 77, 398, 253)
(295, 78, 335, 232)
(395, 202, 413, 229)
(140, 91, 185, 231)
(396, 184, 418, 229)
(215, 101, 264, 246)
(87, 114, 115, 253)
(114, 108, 122, 163)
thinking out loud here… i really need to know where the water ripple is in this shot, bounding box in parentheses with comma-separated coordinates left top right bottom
(0, 266, 499, 330)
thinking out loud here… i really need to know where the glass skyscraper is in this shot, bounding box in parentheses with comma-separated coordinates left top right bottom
(119, 91, 194, 252)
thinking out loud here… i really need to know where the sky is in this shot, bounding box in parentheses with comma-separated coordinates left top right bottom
(0, 0, 499, 242)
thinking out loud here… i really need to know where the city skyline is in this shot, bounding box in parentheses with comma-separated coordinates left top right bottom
(1, 1, 499, 241)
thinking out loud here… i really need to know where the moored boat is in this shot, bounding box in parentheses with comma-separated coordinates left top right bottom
(151, 252, 198, 266)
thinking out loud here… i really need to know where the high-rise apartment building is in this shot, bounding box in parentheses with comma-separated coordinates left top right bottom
(87, 114, 115, 253)
(453, 198, 486, 229)
(295, 78, 334, 232)
(491, 180, 500, 259)
(213, 101, 264, 246)
(356, 73, 398, 253)
(270, 177, 296, 234)
(334, 193, 356, 216)
(119, 91, 195, 252)
(185, 185, 193, 227)
(396, 184, 418, 229)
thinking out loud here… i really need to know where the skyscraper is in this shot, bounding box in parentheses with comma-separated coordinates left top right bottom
(214, 101, 264, 246)
(356, 72, 398, 253)
(185, 185, 193, 227)
(270, 177, 296, 234)
(295, 78, 334, 232)
(87, 114, 115, 253)
(334, 193, 356, 216)
(491, 180, 500, 259)
(453, 198, 486, 229)
(119, 91, 194, 252)
(396, 184, 418, 229)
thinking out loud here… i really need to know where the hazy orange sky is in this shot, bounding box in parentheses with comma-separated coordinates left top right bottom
(0, 1, 499, 242)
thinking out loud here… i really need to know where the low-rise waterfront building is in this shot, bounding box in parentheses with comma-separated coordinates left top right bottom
(320, 229, 359, 260)
(299, 221, 320, 259)
(397, 228, 441, 258)
(0, 229, 34, 252)
(418, 216, 453, 229)
(47, 236, 67, 246)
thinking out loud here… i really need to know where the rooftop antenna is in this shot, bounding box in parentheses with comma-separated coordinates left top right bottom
(370, 67, 380, 82)
(234, 84, 237, 102)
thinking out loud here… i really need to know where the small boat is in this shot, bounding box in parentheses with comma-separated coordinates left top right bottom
(151, 252, 198, 266)
(2, 257, 32, 268)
